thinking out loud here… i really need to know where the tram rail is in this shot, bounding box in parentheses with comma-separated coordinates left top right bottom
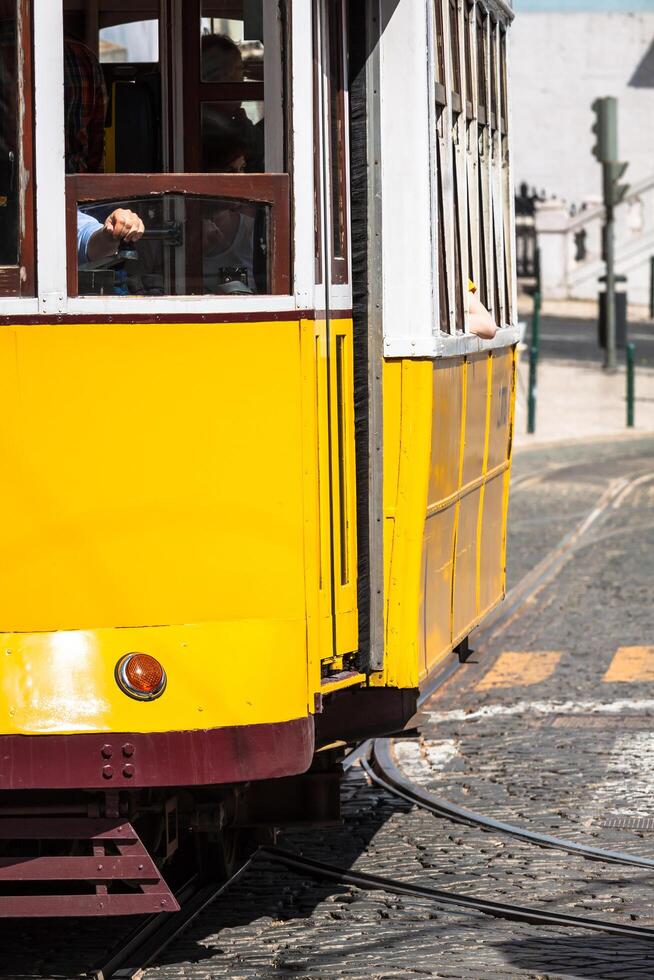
(365, 738, 654, 871)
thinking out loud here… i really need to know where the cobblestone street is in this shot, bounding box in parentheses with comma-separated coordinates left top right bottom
(2, 435, 654, 979)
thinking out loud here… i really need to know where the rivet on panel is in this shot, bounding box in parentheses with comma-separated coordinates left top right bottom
(102, 765, 114, 780)
(101, 744, 113, 759)
(122, 764, 135, 779)
(122, 743, 135, 758)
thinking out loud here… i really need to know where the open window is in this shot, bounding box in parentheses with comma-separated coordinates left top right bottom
(0, 0, 35, 296)
(63, 0, 290, 299)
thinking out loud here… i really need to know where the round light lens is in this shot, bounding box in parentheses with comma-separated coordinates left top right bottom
(116, 653, 166, 701)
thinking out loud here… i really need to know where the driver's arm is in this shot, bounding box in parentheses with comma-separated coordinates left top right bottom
(77, 208, 145, 266)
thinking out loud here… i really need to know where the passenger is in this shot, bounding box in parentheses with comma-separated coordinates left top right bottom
(201, 33, 264, 172)
(202, 32, 245, 84)
(468, 280, 497, 339)
(63, 32, 107, 174)
(62, 25, 146, 270)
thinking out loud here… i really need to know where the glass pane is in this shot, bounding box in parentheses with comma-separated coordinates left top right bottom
(76, 195, 270, 297)
(476, 9, 486, 113)
(0, 0, 18, 265)
(449, 0, 461, 97)
(201, 101, 264, 172)
(328, 0, 347, 268)
(201, 4, 264, 82)
(99, 20, 159, 64)
(433, 0, 445, 86)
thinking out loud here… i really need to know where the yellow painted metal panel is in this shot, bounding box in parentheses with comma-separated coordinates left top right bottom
(421, 347, 515, 674)
(0, 322, 308, 633)
(462, 353, 489, 487)
(479, 472, 507, 615)
(0, 618, 308, 736)
(428, 358, 463, 507)
(487, 347, 514, 471)
(307, 318, 335, 669)
(376, 359, 432, 689)
(452, 488, 482, 640)
(423, 507, 457, 675)
(329, 320, 359, 656)
(299, 320, 329, 693)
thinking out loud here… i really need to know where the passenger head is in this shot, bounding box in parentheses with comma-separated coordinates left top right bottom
(202, 107, 253, 173)
(202, 33, 244, 83)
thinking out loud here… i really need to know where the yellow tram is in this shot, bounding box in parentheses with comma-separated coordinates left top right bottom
(0, 0, 517, 915)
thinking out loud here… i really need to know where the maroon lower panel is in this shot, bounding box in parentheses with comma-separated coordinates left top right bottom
(0, 716, 315, 790)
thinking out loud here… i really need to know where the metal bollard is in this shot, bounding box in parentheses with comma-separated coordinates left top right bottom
(527, 292, 541, 435)
(626, 342, 635, 428)
(650, 257, 654, 320)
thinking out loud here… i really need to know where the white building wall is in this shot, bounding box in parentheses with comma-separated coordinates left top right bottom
(512, 12, 654, 207)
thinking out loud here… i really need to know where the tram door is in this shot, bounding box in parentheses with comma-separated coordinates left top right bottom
(314, 0, 359, 668)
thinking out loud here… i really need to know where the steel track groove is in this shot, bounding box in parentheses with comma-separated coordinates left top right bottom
(90, 859, 258, 980)
(367, 739, 654, 870)
(262, 846, 654, 941)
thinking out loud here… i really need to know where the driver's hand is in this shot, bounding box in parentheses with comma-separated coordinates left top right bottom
(103, 208, 145, 243)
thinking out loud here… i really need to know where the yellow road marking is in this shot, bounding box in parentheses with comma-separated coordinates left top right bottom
(604, 647, 654, 683)
(475, 651, 562, 691)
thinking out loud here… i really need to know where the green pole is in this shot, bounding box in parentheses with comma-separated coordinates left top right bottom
(650, 257, 654, 320)
(626, 342, 635, 428)
(527, 291, 541, 435)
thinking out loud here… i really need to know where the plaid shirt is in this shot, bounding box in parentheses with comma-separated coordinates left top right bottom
(64, 37, 107, 173)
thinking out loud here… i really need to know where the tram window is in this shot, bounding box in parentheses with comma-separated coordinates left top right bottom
(312, 0, 322, 284)
(327, 0, 348, 283)
(433, 0, 446, 105)
(448, 0, 461, 112)
(464, 3, 473, 119)
(73, 194, 273, 297)
(490, 21, 497, 130)
(0, 1, 19, 266)
(500, 30, 508, 133)
(436, 136, 450, 334)
(197, 2, 268, 174)
(476, 7, 487, 125)
(99, 20, 159, 64)
(0, 0, 34, 294)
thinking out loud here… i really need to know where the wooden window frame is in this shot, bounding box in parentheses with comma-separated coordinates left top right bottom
(464, 2, 473, 120)
(434, 0, 447, 106)
(66, 172, 290, 298)
(448, 0, 462, 114)
(182, 0, 266, 173)
(312, 0, 323, 285)
(475, 6, 487, 129)
(0, 0, 35, 297)
(326, 0, 349, 286)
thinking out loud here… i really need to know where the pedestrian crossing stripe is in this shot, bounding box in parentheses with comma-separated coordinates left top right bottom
(475, 651, 562, 691)
(603, 647, 654, 684)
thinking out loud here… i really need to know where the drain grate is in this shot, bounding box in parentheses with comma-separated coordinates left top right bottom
(599, 815, 654, 831)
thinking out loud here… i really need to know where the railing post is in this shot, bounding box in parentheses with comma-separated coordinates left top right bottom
(626, 342, 635, 428)
(527, 291, 541, 435)
(650, 256, 654, 320)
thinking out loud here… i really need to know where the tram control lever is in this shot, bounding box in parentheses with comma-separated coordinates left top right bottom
(116, 221, 184, 261)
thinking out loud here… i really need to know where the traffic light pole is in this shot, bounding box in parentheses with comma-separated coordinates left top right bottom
(604, 194, 617, 372)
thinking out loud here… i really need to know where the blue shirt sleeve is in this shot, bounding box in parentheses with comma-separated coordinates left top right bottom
(77, 210, 103, 266)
